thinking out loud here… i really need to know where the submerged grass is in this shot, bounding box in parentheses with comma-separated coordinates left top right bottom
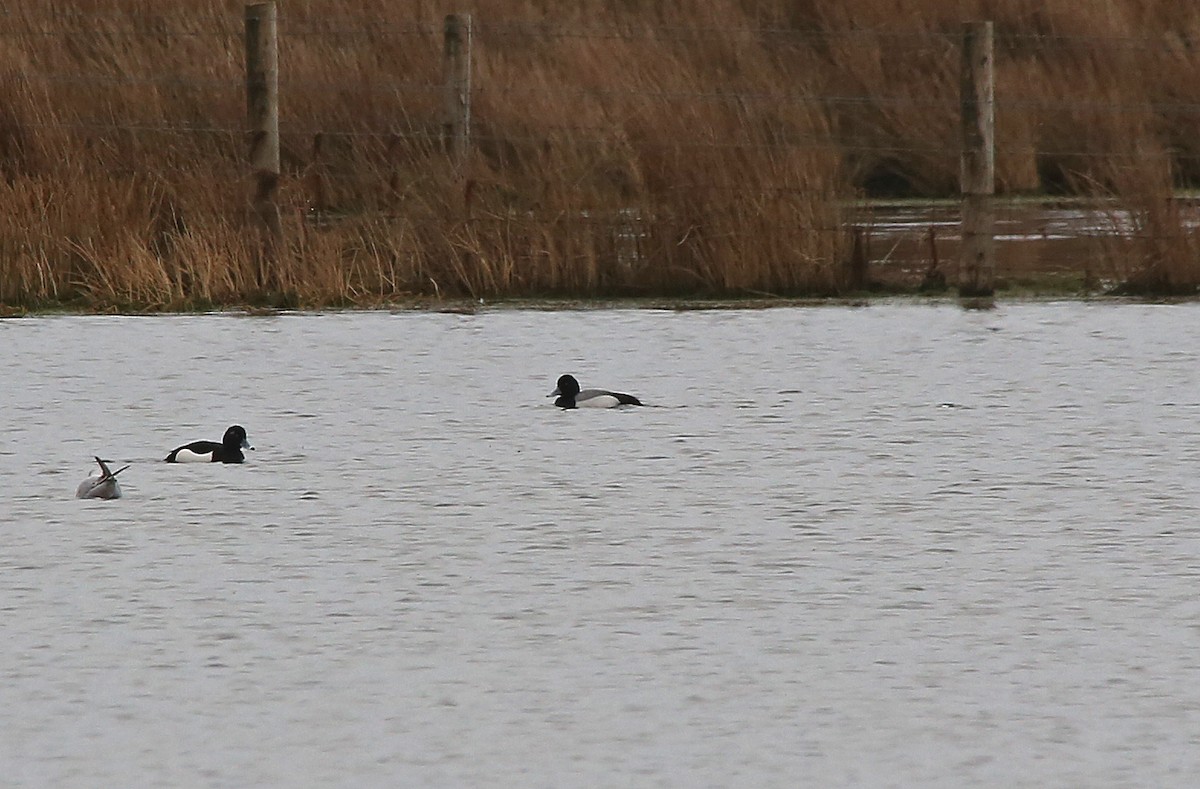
(2, 0, 1200, 310)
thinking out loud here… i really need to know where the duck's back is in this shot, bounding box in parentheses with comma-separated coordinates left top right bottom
(576, 389, 643, 408)
(165, 440, 222, 463)
(76, 475, 121, 499)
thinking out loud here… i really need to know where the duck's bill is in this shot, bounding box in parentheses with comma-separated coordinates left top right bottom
(242, 439, 255, 450)
(548, 388, 561, 397)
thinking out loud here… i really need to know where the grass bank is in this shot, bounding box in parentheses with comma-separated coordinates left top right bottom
(2, 0, 1200, 310)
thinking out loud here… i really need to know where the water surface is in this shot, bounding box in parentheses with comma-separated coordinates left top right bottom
(2, 304, 1199, 787)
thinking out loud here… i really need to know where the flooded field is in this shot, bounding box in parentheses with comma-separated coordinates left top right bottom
(3, 304, 1200, 787)
(859, 201, 1200, 291)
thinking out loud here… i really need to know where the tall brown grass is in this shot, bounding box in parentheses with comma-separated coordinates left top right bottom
(2, 0, 1200, 308)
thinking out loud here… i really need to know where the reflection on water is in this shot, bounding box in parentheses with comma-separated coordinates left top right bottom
(3, 304, 1200, 787)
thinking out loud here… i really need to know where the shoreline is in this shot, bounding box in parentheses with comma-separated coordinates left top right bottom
(6, 290, 1199, 318)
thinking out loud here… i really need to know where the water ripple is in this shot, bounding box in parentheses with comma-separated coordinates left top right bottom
(4, 304, 1200, 786)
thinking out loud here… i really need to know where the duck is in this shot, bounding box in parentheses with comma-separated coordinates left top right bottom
(549, 374, 643, 409)
(76, 456, 129, 500)
(165, 425, 254, 463)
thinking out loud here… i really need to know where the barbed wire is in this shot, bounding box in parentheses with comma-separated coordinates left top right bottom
(282, 211, 1200, 247)
(14, 70, 1200, 117)
(10, 119, 1200, 163)
(0, 12, 1195, 51)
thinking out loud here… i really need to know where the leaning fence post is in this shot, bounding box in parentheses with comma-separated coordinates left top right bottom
(442, 13, 472, 166)
(246, 1, 281, 287)
(959, 20, 995, 299)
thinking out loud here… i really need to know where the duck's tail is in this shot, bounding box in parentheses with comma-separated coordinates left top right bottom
(95, 456, 130, 481)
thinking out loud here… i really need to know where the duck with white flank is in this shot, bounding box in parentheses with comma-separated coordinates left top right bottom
(165, 425, 254, 463)
(549, 374, 643, 409)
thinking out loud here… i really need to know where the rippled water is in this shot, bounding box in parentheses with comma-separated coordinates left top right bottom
(3, 303, 1200, 787)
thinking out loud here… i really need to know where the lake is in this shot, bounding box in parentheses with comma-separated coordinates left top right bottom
(2, 303, 1199, 787)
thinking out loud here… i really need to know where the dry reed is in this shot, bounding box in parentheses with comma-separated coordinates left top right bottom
(2, 0, 1200, 309)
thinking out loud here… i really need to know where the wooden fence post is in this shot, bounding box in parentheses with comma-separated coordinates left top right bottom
(959, 20, 995, 299)
(847, 225, 869, 290)
(246, 1, 281, 287)
(442, 13, 472, 166)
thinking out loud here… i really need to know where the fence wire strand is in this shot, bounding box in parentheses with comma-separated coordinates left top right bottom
(6, 17, 1200, 211)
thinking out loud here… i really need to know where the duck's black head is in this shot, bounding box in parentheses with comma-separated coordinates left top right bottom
(551, 374, 581, 408)
(554, 375, 580, 398)
(223, 425, 253, 451)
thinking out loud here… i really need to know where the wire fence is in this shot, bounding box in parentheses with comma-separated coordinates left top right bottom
(5, 33, 1199, 152)
(3, 9, 1196, 47)
(4, 8, 1200, 297)
(19, 70, 1200, 118)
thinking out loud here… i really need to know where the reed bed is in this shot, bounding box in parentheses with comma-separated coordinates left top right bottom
(2, 0, 1200, 309)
